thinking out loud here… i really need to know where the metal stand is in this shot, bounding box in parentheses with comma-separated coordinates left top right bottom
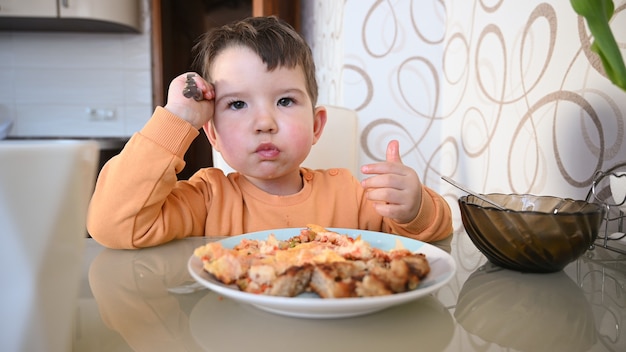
(588, 170, 626, 255)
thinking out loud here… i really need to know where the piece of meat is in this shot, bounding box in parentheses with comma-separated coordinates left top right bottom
(269, 264, 313, 297)
(368, 258, 411, 293)
(203, 253, 246, 284)
(309, 262, 365, 298)
(402, 253, 430, 278)
(356, 275, 393, 297)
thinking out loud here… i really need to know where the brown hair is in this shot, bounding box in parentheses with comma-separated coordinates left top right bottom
(193, 16, 318, 105)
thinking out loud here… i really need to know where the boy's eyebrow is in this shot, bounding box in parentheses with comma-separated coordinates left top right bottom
(213, 92, 238, 106)
(278, 87, 308, 96)
(211, 81, 239, 103)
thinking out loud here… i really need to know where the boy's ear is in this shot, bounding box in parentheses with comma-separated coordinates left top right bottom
(312, 106, 327, 145)
(203, 121, 220, 152)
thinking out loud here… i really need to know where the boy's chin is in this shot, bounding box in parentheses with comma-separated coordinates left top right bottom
(248, 165, 301, 179)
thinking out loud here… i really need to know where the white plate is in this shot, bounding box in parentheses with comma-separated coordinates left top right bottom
(188, 228, 456, 319)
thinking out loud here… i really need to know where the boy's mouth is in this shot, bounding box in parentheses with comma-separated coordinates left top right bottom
(255, 143, 280, 159)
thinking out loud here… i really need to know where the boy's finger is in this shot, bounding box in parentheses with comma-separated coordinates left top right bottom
(386, 140, 402, 164)
(203, 81, 215, 100)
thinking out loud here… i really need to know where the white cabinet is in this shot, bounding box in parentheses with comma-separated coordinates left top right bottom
(0, 0, 141, 32)
(0, 0, 56, 17)
(58, 0, 140, 31)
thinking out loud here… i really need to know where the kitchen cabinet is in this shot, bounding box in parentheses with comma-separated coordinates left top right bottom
(0, 0, 141, 32)
(0, 0, 56, 17)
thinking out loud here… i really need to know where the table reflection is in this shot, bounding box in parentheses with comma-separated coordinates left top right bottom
(455, 263, 596, 352)
(575, 252, 626, 351)
(88, 239, 206, 351)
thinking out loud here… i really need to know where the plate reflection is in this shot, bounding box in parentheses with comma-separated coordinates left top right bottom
(189, 292, 454, 352)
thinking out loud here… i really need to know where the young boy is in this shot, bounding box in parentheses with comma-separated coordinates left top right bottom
(87, 16, 452, 250)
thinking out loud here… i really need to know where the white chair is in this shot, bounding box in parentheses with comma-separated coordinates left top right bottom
(211, 105, 359, 177)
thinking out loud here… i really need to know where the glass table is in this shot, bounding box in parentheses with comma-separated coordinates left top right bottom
(72, 230, 625, 351)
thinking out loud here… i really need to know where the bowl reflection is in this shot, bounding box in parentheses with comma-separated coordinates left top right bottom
(455, 264, 596, 352)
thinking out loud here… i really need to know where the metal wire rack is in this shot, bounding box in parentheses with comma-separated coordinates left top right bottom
(587, 168, 626, 255)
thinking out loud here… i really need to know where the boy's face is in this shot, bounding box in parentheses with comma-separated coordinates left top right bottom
(205, 46, 326, 193)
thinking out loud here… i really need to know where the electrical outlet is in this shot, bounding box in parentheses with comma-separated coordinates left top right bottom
(86, 108, 116, 121)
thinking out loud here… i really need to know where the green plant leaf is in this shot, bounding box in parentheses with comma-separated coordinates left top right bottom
(571, 0, 626, 91)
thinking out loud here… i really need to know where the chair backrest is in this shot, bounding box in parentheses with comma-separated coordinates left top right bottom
(211, 105, 359, 177)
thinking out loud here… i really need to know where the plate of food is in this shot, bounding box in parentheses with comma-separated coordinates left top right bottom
(187, 226, 456, 319)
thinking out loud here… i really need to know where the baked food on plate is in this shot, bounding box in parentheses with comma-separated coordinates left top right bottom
(193, 225, 430, 298)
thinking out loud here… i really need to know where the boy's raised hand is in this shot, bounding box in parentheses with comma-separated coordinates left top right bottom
(361, 140, 423, 223)
(164, 72, 215, 130)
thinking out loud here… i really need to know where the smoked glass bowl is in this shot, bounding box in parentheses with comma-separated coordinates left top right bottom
(458, 194, 605, 273)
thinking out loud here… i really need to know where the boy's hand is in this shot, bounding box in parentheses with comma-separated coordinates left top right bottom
(164, 72, 215, 130)
(360, 140, 423, 223)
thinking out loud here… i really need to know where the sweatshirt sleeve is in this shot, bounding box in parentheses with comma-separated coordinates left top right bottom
(382, 185, 453, 243)
(86, 107, 202, 249)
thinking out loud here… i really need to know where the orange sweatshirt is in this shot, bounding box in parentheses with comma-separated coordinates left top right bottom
(87, 107, 453, 249)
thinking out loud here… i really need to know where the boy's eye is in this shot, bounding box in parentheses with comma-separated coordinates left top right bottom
(228, 101, 246, 110)
(277, 97, 294, 107)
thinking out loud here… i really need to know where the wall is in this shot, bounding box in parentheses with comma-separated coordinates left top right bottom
(0, 0, 152, 138)
(303, 1, 625, 349)
(303, 0, 626, 204)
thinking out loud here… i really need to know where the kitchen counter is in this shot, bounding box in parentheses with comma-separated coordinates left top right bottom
(73, 233, 625, 352)
(4, 136, 128, 146)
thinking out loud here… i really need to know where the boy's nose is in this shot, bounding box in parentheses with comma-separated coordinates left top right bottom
(254, 109, 278, 133)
